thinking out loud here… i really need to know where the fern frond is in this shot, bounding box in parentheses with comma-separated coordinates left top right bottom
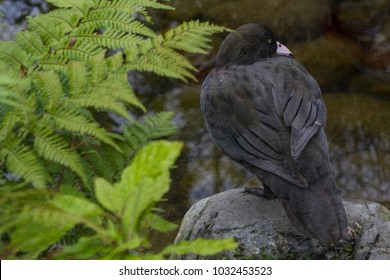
(39, 55, 70, 72)
(151, 37, 198, 71)
(68, 93, 131, 120)
(82, 10, 155, 37)
(126, 61, 189, 81)
(163, 20, 231, 54)
(0, 42, 31, 73)
(0, 89, 23, 111)
(43, 106, 121, 151)
(131, 0, 174, 10)
(46, 0, 94, 13)
(81, 145, 124, 180)
(67, 61, 88, 97)
(1, 141, 49, 189)
(33, 125, 88, 184)
(124, 21, 230, 81)
(93, 0, 174, 23)
(91, 79, 145, 111)
(93, 0, 146, 18)
(122, 112, 177, 154)
(66, 60, 142, 116)
(143, 111, 177, 139)
(40, 9, 81, 31)
(14, 31, 46, 58)
(0, 75, 28, 110)
(77, 28, 144, 49)
(55, 41, 105, 62)
(125, 42, 196, 81)
(88, 54, 145, 111)
(0, 111, 20, 142)
(33, 71, 63, 110)
(26, 16, 65, 46)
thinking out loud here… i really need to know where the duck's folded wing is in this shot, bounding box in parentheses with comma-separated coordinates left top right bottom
(201, 66, 309, 188)
(267, 59, 327, 159)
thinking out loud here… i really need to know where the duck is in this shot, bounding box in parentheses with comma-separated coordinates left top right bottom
(200, 23, 347, 242)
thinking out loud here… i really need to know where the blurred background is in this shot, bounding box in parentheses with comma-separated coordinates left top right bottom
(1, 0, 389, 245)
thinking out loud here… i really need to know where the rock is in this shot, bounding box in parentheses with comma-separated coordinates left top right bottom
(0, 0, 49, 40)
(174, 188, 390, 259)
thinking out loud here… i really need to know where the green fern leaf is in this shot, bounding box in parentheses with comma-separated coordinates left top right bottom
(0, 75, 30, 111)
(91, 79, 146, 111)
(142, 111, 177, 139)
(130, 37, 197, 75)
(43, 106, 121, 151)
(81, 141, 128, 181)
(33, 125, 88, 184)
(131, 0, 175, 10)
(77, 29, 144, 49)
(0, 89, 23, 111)
(93, 0, 147, 20)
(39, 55, 70, 72)
(1, 141, 49, 189)
(0, 112, 18, 142)
(26, 16, 65, 46)
(46, 0, 94, 12)
(67, 61, 88, 97)
(126, 59, 192, 81)
(39, 9, 81, 31)
(69, 93, 131, 120)
(86, 52, 106, 83)
(66, 59, 143, 116)
(163, 20, 232, 54)
(55, 42, 105, 62)
(82, 10, 156, 37)
(0, 42, 31, 73)
(121, 112, 177, 157)
(14, 31, 46, 58)
(33, 71, 63, 110)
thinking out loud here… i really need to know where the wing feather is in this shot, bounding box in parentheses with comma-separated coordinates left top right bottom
(200, 57, 326, 188)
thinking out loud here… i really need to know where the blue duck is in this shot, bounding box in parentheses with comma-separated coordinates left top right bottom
(200, 23, 347, 242)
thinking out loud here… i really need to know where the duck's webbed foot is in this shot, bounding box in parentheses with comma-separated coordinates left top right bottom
(244, 185, 277, 199)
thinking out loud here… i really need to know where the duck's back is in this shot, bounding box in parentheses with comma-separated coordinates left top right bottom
(200, 56, 347, 242)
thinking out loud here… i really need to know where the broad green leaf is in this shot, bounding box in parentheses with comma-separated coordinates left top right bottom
(8, 194, 103, 258)
(144, 212, 178, 233)
(55, 236, 106, 259)
(50, 194, 103, 222)
(95, 140, 182, 236)
(162, 237, 238, 256)
(94, 177, 119, 213)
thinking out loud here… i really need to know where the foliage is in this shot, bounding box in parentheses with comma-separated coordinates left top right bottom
(0, 141, 237, 259)
(0, 0, 228, 190)
(0, 0, 235, 259)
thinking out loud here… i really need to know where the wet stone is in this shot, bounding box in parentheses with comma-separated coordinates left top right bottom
(174, 188, 390, 259)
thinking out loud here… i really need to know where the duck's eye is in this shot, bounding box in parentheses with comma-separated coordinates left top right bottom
(268, 38, 272, 44)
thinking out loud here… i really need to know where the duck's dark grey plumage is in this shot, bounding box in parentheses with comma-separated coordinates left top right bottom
(200, 24, 347, 242)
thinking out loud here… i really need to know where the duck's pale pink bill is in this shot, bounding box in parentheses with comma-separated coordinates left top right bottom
(276, 41, 294, 58)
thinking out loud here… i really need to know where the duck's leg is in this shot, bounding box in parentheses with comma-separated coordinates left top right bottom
(245, 185, 277, 199)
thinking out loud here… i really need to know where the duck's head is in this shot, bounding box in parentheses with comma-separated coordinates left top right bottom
(216, 23, 294, 67)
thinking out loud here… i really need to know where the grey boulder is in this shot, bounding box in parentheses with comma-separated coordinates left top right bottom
(174, 188, 390, 259)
